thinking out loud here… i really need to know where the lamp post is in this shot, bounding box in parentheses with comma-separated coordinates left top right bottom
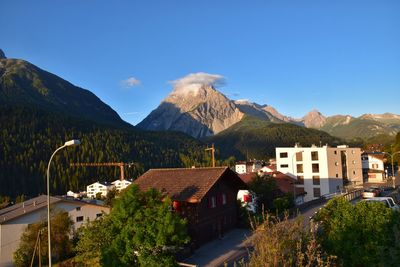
(46, 139, 80, 266)
(291, 150, 304, 204)
(383, 151, 400, 189)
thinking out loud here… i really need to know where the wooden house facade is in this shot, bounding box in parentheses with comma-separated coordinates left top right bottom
(134, 167, 247, 246)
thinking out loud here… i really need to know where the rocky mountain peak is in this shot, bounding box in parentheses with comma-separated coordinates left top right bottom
(137, 74, 244, 138)
(302, 109, 326, 128)
(0, 49, 6, 59)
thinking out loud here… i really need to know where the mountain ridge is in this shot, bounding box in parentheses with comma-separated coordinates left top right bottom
(138, 77, 400, 140)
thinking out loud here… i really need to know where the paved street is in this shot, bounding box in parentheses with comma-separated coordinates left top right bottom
(183, 228, 251, 267)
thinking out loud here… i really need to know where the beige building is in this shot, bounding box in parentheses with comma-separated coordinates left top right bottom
(276, 145, 363, 202)
(361, 152, 386, 183)
(0, 195, 110, 267)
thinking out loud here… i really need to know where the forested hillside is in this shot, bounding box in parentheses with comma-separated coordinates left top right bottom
(206, 116, 342, 159)
(0, 105, 209, 198)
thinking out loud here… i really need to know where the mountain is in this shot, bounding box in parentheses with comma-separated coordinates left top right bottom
(206, 116, 341, 159)
(300, 109, 327, 128)
(138, 74, 400, 141)
(138, 84, 244, 138)
(0, 51, 210, 198)
(0, 51, 127, 127)
(319, 114, 400, 139)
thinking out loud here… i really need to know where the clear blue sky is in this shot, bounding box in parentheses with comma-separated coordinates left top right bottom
(1, 1, 399, 125)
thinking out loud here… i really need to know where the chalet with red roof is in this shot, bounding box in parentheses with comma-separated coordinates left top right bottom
(134, 167, 247, 246)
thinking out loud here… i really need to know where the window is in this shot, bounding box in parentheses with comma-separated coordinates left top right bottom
(76, 216, 84, 222)
(280, 164, 289, 168)
(222, 193, 227, 205)
(353, 170, 356, 175)
(334, 150, 337, 155)
(311, 151, 319, 161)
(208, 196, 216, 208)
(76, 207, 81, 211)
(313, 188, 321, 198)
(312, 175, 320, 185)
(297, 176, 304, 185)
(336, 174, 339, 178)
(296, 164, 303, 173)
(312, 163, 319, 173)
(296, 152, 303, 161)
(372, 164, 378, 169)
(96, 213, 102, 218)
(280, 152, 288, 158)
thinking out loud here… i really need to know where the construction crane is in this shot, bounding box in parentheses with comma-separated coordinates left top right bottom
(70, 162, 135, 181)
(205, 144, 216, 167)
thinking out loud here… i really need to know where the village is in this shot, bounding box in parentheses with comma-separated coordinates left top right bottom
(1, 143, 399, 267)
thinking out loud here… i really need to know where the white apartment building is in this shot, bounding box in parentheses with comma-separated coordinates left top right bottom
(0, 195, 110, 267)
(111, 179, 132, 191)
(361, 152, 386, 183)
(86, 182, 109, 198)
(276, 145, 362, 202)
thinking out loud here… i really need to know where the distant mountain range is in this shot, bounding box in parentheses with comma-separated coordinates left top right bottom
(138, 78, 400, 140)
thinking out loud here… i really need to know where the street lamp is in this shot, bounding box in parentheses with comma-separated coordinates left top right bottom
(383, 151, 400, 189)
(46, 139, 80, 266)
(291, 150, 304, 204)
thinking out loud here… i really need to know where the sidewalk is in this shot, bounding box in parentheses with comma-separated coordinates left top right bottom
(183, 228, 251, 267)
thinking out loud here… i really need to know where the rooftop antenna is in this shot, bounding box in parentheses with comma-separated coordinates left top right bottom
(205, 144, 216, 167)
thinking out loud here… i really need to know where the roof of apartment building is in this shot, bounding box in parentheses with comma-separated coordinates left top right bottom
(134, 167, 247, 203)
(0, 195, 109, 224)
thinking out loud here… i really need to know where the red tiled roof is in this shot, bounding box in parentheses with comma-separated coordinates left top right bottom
(270, 171, 306, 196)
(134, 167, 247, 203)
(238, 171, 306, 196)
(238, 173, 257, 183)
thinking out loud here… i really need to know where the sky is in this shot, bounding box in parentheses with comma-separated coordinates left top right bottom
(1, 1, 399, 125)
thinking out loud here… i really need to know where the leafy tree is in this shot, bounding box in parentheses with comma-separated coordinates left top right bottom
(75, 185, 190, 266)
(273, 193, 294, 213)
(104, 187, 118, 207)
(314, 197, 400, 266)
(0, 195, 10, 208)
(248, 174, 277, 211)
(13, 209, 74, 266)
(74, 216, 113, 266)
(101, 185, 190, 266)
(15, 194, 25, 203)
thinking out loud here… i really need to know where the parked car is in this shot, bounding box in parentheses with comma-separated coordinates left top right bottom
(369, 186, 382, 196)
(362, 197, 400, 211)
(362, 188, 378, 198)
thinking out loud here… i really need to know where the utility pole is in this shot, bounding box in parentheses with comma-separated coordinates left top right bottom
(205, 144, 215, 167)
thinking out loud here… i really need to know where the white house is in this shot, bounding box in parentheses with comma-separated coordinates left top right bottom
(0, 195, 110, 267)
(86, 182, 109, 198)
(276, 144, 362, 202)
(235, 161, 263, 174)
(111, 179, 132, 191)
(361, 152, 386, 183)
